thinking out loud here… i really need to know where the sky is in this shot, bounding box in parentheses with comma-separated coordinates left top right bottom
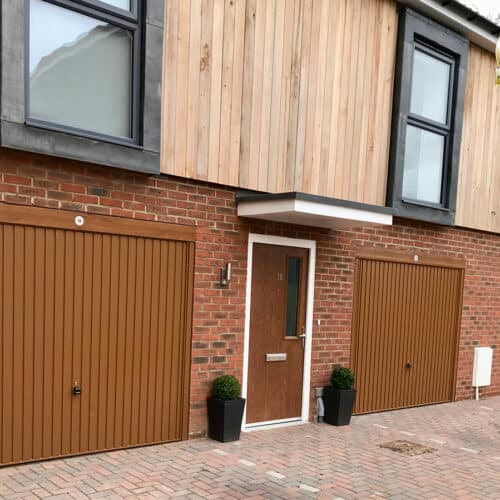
(458, 0, 500, 23)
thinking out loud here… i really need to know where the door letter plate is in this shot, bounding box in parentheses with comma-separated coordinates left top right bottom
(266, 353, 287, 362)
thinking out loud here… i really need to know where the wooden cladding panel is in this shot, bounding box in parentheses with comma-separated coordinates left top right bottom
(161, 0, 398, 206)
(456, 45, 500, 234)
(351, 256, 463, 414)
(0, 213, 194, 465)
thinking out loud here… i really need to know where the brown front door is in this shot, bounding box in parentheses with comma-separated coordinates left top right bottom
(351, 250, 464, 414)
(247, 243, 309, 424)
(0, 204, 195, 466)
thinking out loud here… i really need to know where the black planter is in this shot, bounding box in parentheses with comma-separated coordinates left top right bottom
(207, 397, 246, 442)
(322, 386, 356, 426)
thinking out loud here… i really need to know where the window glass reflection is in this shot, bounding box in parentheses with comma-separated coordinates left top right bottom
(29, 0, 133, 138)
(410, 49, 451, 124)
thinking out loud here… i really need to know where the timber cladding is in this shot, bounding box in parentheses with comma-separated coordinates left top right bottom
(456, 44, 500, 234)
(351, 250, 464, 414)
(161, 0, 398, 206)
(0, 204, 195, 465)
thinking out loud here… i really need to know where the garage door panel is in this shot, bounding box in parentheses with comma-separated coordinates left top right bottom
(0, 206, 194, 466)
(62, 230, 75, 457)
(153, 240, 168, 443)
(162, 242, 176, 440)
(32, 228, 45, 459)
(352, 254, 463, 414)
(121, 236, 136, 448)
(114, 235, 128, 448)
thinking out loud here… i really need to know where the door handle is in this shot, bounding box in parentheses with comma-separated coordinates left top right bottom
(406, 361, 414, 369)
(299, 327, 306, 348)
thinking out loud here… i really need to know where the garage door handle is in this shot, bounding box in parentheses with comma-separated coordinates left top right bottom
(406, 361, 413, 369)
(73, 386, 81, 396)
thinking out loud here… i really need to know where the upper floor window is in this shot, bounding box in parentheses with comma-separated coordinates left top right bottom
(387, 8, 468, 226)
(27, 0, 141, 145)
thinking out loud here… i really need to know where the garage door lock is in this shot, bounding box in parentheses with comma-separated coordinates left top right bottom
(406, 361, 414, 369)
(72, 385, 81, 396)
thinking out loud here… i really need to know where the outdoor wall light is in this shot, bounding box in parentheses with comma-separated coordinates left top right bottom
(219, 262, 232, 287)
(496, 37, 500, 86)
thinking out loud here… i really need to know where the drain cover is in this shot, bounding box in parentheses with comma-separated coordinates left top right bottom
(379, 440, 436, 456)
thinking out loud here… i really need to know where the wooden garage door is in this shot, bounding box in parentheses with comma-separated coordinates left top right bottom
(351, 250, 464, 414)
(0, 205, 195, 466)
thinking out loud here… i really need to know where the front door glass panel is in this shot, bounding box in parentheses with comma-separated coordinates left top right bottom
(285, 257, 301, 337)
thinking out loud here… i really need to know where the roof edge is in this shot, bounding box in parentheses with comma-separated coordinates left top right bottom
(235, 191, 395, 215)
(402, 0, 498, 53)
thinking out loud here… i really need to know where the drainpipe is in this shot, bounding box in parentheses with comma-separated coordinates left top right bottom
(315, 387, 324, 423)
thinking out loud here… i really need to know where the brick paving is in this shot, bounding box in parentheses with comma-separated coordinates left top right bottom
(1, 397, 500, 499)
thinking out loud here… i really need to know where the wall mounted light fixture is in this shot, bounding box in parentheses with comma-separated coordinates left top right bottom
(219, 262, 232, 287)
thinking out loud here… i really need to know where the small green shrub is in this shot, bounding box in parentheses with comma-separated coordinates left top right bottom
(211, 375, 241, 400)
(330, 366, 355, 390)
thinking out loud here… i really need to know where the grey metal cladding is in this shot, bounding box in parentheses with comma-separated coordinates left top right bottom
(386, 6, 469, 227)
(0, 0, 164, 175)
(145, 0, 164, 27)
(143, 22, 163, 153)
(1, 0, 25, 123)
(1, 120, 160, 175)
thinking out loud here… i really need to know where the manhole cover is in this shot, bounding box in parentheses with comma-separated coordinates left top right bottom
(379, 440, 436, 456)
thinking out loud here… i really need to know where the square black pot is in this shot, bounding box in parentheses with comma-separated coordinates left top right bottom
(207, 397, 246, 442)
(322, 386, 356, 426)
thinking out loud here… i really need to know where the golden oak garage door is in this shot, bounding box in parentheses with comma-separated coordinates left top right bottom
(351, 250, 464, 414)
(0, 205, 195, 466)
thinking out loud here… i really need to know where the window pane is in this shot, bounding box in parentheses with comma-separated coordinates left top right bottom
(29, 0, 133, 139)
(285, 258, 301, 337)
(100, 0, 131, 10)
(410, 49, 451, 124)
(402, 125, 445, 204)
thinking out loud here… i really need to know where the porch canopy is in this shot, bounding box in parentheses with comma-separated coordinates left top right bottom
(236, 191, 393, 230)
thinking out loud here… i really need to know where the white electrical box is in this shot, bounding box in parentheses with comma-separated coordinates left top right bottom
(472, 347, 493, 387)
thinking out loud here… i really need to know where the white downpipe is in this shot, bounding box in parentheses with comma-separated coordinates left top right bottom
(475, 386, 479, 401)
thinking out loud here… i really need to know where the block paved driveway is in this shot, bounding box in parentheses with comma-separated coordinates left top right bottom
(2, 397, 500, 499)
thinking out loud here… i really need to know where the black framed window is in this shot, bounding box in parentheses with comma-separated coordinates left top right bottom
(27, 0, 142, 145)
(387, 8, 469, 226)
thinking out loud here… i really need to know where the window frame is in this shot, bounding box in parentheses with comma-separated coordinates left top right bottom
(387, 7, 469, 226)
(25, 0, 143, 147)
(73, 0, 139, 21)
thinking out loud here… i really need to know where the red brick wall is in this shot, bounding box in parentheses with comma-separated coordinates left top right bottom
(0, 148, 499, 437)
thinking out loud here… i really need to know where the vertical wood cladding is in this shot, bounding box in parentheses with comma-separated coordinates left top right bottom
(0, 206, 194, 465)
(161, 0, 398, 206)
(456, 44, 500, 234)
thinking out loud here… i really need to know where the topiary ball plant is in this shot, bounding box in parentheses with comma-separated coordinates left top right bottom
(330, 366, 355, 390)
(211, 375, 241, 400)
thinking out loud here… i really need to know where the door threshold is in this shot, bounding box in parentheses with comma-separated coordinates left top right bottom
(243, 418, 305, 432)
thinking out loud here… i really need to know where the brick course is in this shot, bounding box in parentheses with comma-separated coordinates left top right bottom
(0, 148, 499, 437)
